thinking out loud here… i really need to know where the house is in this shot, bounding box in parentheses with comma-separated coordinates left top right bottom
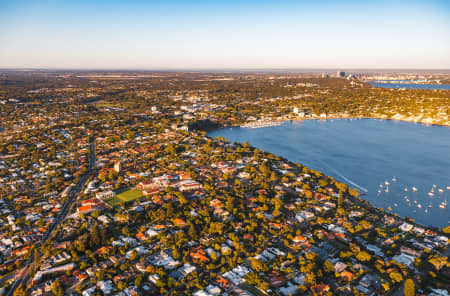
(340, 270, 355, 281)
(178, 180, 202, 192)
(82, 286, 97, 296)
(296, 210, 314, 222)
(392, 253, 415, 267)
(279, 282, 298, 296)
(97, 280, 114, 295)
(190, 246, 209, 263)
(400, 246, 423, 257)
(96, 190, 115, 200)
(137, 181, 159, 191)
(174, 218, 187, 227)
(399, 222, 413, 232)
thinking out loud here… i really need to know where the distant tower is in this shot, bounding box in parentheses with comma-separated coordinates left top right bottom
(337, 71, 346, 78)
(114, 161, 121, 173)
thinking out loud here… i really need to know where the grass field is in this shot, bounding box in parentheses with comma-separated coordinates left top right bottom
(105, 188, 143, 206)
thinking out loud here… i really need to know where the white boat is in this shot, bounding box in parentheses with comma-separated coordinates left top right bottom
(392, 177, 397, 182)
(433, 184, 437, 188)
(440, 200, 447, 209)
(438, 189, 444, 193)
(378, 190, 381, 194)
(385, 181, 390, 186)
(428, 192, 434, 197)
(414, 200, 417, 204)
(379, 184, 383, 188)
(446, 186, 450, 190)
(404, 188, 408, 192)
(412, 187, 418, 192)
(394, 203, 398, 207)
(417, 204, 422, 209)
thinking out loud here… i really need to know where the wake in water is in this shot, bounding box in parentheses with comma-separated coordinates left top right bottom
(316, 159, 369, 193)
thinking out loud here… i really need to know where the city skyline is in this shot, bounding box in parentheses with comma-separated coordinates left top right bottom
(1, 0, 449, 69)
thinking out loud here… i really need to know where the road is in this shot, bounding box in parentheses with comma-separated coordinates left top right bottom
(6, 137, 95, 296)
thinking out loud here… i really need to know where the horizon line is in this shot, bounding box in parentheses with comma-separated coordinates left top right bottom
(1, 67, 450, 72)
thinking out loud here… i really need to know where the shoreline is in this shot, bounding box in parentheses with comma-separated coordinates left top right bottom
(220, 116, 450, 129)
(206, 119, 448, 232)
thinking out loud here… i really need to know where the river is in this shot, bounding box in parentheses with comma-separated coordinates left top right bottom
(208, 119, 450, 228)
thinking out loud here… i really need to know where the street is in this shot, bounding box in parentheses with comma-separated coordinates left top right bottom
(6, 137, 95, 296)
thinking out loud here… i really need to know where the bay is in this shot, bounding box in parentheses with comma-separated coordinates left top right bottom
(208, 119, 450, 228)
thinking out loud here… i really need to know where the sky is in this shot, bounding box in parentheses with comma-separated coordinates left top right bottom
(0, 0, 449, 69)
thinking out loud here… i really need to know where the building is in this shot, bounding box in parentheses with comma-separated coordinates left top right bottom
(337, 71, 346, 78)
(96, 190, 115, 200)
(178, 180, 203, 192)
(114, 161, 121, 173)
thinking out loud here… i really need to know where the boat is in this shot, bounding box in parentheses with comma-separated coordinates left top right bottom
(404, 187, 408, 192)
(440, 200, 447, 209)
(428, 204, 432, 208)
(385, 181, 390, 186)
(394, 203, 398, 207)
(446, 186, 450, 190)
(438, 189, 444, 193)
(417, 204, 422, 209)
(433, 184, 437, 188)
(378, 190, 381, 194)
(392, 177, 397, 182)
(414, 200, 417, 204)
(428, 192, 434, 197)
(385, 188, 389, 193)
(379, 184, 383, 188)
(412, 187, 418, 192)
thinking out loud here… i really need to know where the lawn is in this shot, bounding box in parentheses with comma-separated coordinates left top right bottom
(105, 188, 143, 206)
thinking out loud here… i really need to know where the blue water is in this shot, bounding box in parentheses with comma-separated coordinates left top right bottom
(370, 82, 450, 90)
(209, 119, 450, 228)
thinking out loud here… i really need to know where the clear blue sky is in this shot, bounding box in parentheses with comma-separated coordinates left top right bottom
(0, 0, 449, 69)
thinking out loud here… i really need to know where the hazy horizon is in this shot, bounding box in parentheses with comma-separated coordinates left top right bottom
(1, 0, 449, 69)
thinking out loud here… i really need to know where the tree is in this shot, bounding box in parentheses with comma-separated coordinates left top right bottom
(188, 224, 198, 240)
(52, 279, 64, 296)
(443, 226, 450, 234)
(129, 250, 138, 261)
(250, 258, 268, 272)
(356, 251, 371, 262)
(118, 281, 127, 290)
(13, 284, 26, 296)
(389, 271, 403, 283)
(323, 260, 335, 274)
(404, 279, 415, 296)
(337, 192, 343, 209)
